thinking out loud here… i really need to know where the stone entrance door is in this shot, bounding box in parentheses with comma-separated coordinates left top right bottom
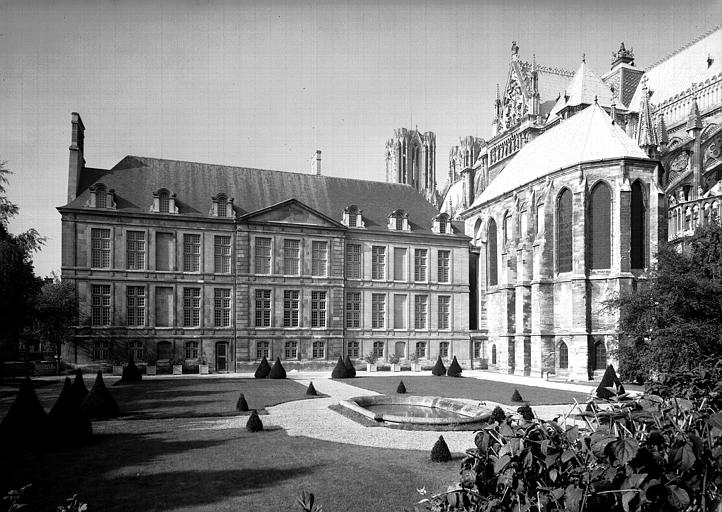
(157, 341, 172, 361)
(394, 342, 406, 359)
(215, 342, 228, 372)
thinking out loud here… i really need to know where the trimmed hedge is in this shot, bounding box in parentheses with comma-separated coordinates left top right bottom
(306, 382, 318, 396)
(511, 388, 524, 402)
(0, 377, 48, 453)
(254, 356, 272, 379)
(71, 369, 88, 403)
(269, 357, 286, 379)
(246, 410, 263, 432)
(49, 377, 92, 446)
(344, 355, 357, 378)
(595, 364, 626, 399)
(236, 393, 249, 412)
(430, 435, 452, 462)
(120, 357, 142, 382)
(331, 356, 348, 379)
(81, 371, 120, 419)
(432, 356, 446, 376)
(396, 380, 406, 394)
(446, 356, 462, 377)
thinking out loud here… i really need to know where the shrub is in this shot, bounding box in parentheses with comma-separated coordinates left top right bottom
(0, 377, 48, 453)
(268, 357, 286, 379)
(71, 369, 88, 403)
(306, 382, 318, 396)
(236, 393, 249, 412)
(120, 356, 142, 382)
(364, 352, 378, 364)
(446, 356, 462, 377)
(510, 388, 524, 402)
(81, 371, 119, 419)
(344, 355, 356, 378)
(517, 404, 534, 421)
(254, 356, 271, 379)
(49, 377, 92, 447)
(246, 410, 263, 432)
(490, 405, 506, 423)
(430, 435, 451, 462)
(331, 356, 348, 379)
(431, 356, 446, 376)
(595, 363, 626, 399)
(396, 380, 406, 393)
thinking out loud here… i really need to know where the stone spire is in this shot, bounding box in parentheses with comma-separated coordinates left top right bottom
(685, 96, 703, 134)
(636, 76, 657, 156)
(611, 42, 635, 68)
(657, 114, 668, 151)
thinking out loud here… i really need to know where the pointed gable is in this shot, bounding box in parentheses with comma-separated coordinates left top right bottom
(549, 59, 614, 120)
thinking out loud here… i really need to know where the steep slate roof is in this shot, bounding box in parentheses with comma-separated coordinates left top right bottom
(62, 156, 457, 235)
(548, 60, 614, 120)
(535, 65, 576, 118)
(470, 103, 649, 208)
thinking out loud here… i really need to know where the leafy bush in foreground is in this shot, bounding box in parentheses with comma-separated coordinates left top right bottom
(490, 406, 506, 424)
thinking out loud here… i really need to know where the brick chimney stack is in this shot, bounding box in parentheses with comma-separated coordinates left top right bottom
(315, 150, 322, 175)
(68, 112, 85, 202)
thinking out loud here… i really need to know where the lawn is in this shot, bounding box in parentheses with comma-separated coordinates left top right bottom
(349, 375, 591, 405)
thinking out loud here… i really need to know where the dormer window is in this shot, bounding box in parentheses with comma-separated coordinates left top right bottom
(211, 194, 234, 218)
(388, 209, 409, 231)
(343, 205, 365, 228)
(432, 213, 451, 234)
(96, 185, 107, 208)
(152, 189, 178, 214)
(88, 183, 115, 209)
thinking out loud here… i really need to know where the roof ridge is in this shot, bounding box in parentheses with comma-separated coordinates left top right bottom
(645, 24, 721, 71)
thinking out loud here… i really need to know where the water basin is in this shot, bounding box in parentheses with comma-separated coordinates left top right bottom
(338, 395, 492, 425)
(363, 404, 470, 420)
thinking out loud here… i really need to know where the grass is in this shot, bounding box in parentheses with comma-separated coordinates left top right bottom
(349, 375, 591, 405)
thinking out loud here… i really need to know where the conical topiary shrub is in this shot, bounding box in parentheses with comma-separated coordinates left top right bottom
(344, 355, 357, 378)
(269, 357, 286, 379)
(246, 410, 263, 432)
(236, 393, 249, 412)
(490, 405, 506, 423)
(331, 356, 348, 379)
(71, 368, 88, 403)
(254, 356, 272, 379)
(432, 356, 446, 376)
(397, 380, 406, 394)
(595, 364, 626, 400)
(0, 377, 48, 453)
(430, 435, 452, 462)
(446, 356, 462, 377)
(511, 388, 524, 403)
(81, 371, 120, 419)
(517, 404, 534, 421)
(306, 382, 318, 396)
(49, 377, 92, 446)
(120, 356, 142, 382)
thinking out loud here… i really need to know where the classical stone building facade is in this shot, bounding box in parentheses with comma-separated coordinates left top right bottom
(58, 115, 470, 372)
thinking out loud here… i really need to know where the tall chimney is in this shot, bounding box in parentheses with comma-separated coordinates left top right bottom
(315, 149, 322, 175)
(68, 112, 85, 202)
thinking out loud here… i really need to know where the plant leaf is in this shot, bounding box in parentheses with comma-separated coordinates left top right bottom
(708, 411, 722, 430)
(565, 425, 579, 443)
(667, 485, 690, 510)
(671, 442, 696, 472)
(612, 438, 639, 466)
(565, 485, 584, 512)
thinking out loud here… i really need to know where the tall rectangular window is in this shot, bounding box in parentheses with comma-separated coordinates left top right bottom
(346, 291, 361, 328)
(393, 294, 407, 329)
(414, 295, 428, 330)
(437, 250, 450, 283)
(283, 239, 300, 275)
(438, 295, 451, 330)
(183, 234, 201, 272)
(256, 341, 270, 360)
(439, 341, 449, 358)
(255, 237, 272, 274)
(93, 340, 110, 360)
(91, 228, 111, 268)
(155, 287, 173, 327)
(311, 291, 327, 327)
(129, 340, 144, 361)
(285, 341, 298, 359)
(126, 231, 146, 270)
(214, 288, 231, 327)
(372, 246, 386, 280)
(346, 244, 361, 279)
(255, 289, 271, 327)
(311, 241, 328, 277)
(414, 249, 428, 282)
(156, 232, 174, 271)
(312, 341, 326, 359)
(393, 248, 407, 281)
(91, 284, 111, 325)
(372, 293, 385, 329)
(415, 342, 427, 359)
(347, 341, 360, 358)
(283, 290, 300, 327)
(214, 235, 231, 274)
(185, 341, 199, 359)
(183, 287, 201, 327)
(126, 286, 145, 326)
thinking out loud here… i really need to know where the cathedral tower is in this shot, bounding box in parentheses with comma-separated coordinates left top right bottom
(385, 128, 437, 205)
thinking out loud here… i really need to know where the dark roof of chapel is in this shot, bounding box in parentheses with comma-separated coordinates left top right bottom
(62, 155, 463, 236)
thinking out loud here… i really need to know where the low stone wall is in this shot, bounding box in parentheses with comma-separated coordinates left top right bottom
(339, 395, 493, 425)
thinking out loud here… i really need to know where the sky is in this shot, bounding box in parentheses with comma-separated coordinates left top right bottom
(1, 0, 721, 277)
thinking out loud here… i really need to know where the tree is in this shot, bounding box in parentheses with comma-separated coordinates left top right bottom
(31, 279, 78, 375)
(0, 161, 43, 364)
(611, 223, 722, 382)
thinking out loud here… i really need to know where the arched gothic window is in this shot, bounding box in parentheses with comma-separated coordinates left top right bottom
(558, 341, 569, 369)
(592, 339, 606, 370)
(630, 181, 646, 269)
(503, 210, 512, 245)
(487, 219, 498, 286)
(556, 189, 573, 273)
(474, 218, 483, 245)
(590, 182, 612, 269)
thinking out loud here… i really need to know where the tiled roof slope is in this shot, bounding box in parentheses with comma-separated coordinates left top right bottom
(63, 156, 458, 235)
(548, 60, 614, 120)
(536, 65, 576, 118)
(470, 103, 649, 208)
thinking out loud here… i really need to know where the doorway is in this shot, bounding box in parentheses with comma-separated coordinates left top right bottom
(215, 342, 228, 372)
